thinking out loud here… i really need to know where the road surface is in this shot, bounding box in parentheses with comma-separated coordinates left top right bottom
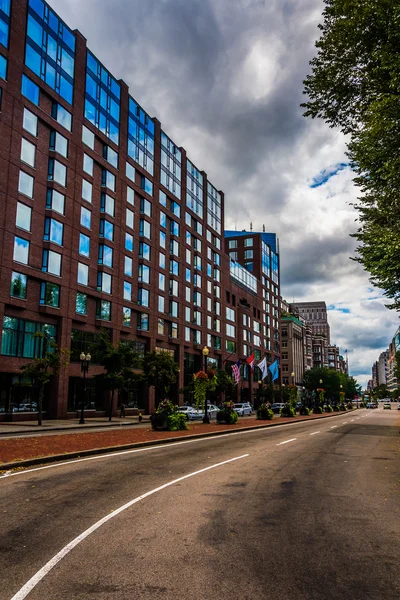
(1, 408, 399, 599)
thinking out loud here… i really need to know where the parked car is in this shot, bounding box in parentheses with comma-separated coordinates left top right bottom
(366, 403, 375, 409)
(176, 406, 201, 420)
(383, 402, 391, 410)
(196, 404, 219, 419)
(233, 403, 252, 416)
(271, 403, 286, 414)
(397, 403, 400, 410)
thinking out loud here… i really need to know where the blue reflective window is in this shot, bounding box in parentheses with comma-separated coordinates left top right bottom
(85, 50, 120, 144)
(139, 242, 150, 261)
(21, 75, 40, 106)
(99, 219, 114, 241)
(44, 217, 63, 245)
(98, 244, 113, 267)
(0, 1, 10, 49)
(25, 1, 75, 105)
(40, 282, 60, 307)
(127, 97, 155, 176)
(79, 233, 90, 257)
(125, 233, 133, 252)
(0, 19, 8, 48)
(141, 176, 153, 196)
(0, 54, 6, 80)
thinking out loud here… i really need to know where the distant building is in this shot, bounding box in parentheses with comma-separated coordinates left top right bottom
(291, 301, 330, 343)
(377, 350, 389, 387)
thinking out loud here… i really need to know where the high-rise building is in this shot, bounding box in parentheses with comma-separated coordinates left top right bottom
(291, 301, 330, 343)
(0, 0, 280, 419)
(377, 350, 389, 387)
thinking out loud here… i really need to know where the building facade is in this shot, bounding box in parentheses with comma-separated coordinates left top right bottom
(0, 0, 280, 419)
(291, 301, 330, 343)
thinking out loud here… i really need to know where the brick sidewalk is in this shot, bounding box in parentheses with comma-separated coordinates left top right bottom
(0, 411, 352, 469)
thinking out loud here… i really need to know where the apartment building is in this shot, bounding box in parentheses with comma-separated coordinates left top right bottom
(291, 301, 330, 343)
(0, 0, 280, 419)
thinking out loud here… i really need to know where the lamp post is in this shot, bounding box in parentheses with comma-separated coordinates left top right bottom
(257, 379, 262, 409)
(79, 352, 91, 424)
(202, 345, 210, 424)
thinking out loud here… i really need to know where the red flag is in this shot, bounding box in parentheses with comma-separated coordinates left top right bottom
(246, 353, 255, 372)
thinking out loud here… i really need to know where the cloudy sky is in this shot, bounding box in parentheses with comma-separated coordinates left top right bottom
(52, 0, 399, 387)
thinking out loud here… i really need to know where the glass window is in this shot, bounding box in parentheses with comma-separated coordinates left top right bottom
(244, 238, 253, 247)
(80, 206, 91, 229)
(138, 263, 150, 284)
(127, 186, 134, 205)
(140, 219, 151, 239)
(18, 170, 34, 198)
(50, 131, 68, 158)
(102, 168, 116, 192)
(141, 176, 153, 196)
(158, 319, 165, 336)
(23, 108, 38, 137)
(83, 153, 93, 176)
(98, 271, 112, 294)
(82, 179, 92, 203)
(76, 292, 87, 315)
(42, 249, 61, 276)
(99, 219, 114, 241)
(137, 288, 149, 307)
(100, 193, 114, 217)
(126, 162, 135, 182)
(98, 244, 113, 267)
(160, 211, 167, 228)
(79, 233, 90, 257)
(140, 198, 152, 217)
(96, 299, 111, 321)
(48, 159, 67, 187)
(82, 125, 95, 149)
(228, 239, 237, 249)
(123, 307, 131, 327)
(137, 312, 149, 331)
(124, 256, 132, 276)
(159, 253, 165, 269)
(159, 273, 165, 291)
(40, 282, 60, 307)
(10, 272, 27, 299)
(103, 144, 118, 168)
(21, 75, 39, 106)
(44, 218, 63, 245)
(77, 262, 89, 286)
(1, 316, 57, 359)
(125, 233, 133, 252)
(0, 54, 7, 79)
(13, 236, 29, 264)
(158, 296, 165, 313)
(126, 208, 134, 229)
(139, 242, 150, 260)
(123, 281, 132, 301)
(16, 202, 32, 232)
(45, 189, 65, 215)
(244, 249, 253, 259)
(52, 103, 72, 132)
(170, 259, 179, 276)
(160, 231, 166, 249)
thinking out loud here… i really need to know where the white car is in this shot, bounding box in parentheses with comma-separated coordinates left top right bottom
(196, 404, 219, 419)
(233, 403, 252, 416)
(177, 406, 201, 420)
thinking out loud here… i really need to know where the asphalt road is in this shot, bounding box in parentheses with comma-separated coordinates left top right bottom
(1, 408, 399, 600)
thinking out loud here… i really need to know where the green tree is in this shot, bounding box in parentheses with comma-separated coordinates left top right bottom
(215, 370, 237, 401)
(373, 384, 389, 400)
(142, 350, 180, 406)
(302, 0, 400, 309)
(21, 333, 70, 426)
(96, 333, 139, 421)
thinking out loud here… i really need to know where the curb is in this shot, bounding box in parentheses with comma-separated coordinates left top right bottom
(0, 410, 357, 471)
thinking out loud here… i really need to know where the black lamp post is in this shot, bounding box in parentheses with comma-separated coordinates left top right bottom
(257, 379, 262, 409)
(202, 345, 210, 424)
(79, 352, 91, 424)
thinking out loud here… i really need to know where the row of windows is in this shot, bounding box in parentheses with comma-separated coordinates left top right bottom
(85, 50, 120, 144)
(0, 0, 10, 50)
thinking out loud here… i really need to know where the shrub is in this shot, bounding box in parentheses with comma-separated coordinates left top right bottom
(300, 406, 310, 415)
(151, 413, 168, 430)
(324, 405, 333, 413)
(313, 406, 323, 414)
(167, 413, 188, 431)
(156, 399, 177, 415)
(217, 409, 238, 424)
(346, 402, 353, 410)
(339, 403, 347, 411)
(257, 403, 274, 420)
(280, 403, 296, 417)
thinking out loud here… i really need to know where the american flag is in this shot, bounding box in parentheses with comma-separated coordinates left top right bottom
(232, 359, 241, 385)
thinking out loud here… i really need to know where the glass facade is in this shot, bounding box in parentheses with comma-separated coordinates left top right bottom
(1, 316, 56, 358)
(207, 182, 222, 234)
(186, 159, 203, 217)
(0, 0, 10, 49)
(85, 50, 120, 144)
(160, 132, 181, 199)
(230, 259, 257, 294)
(25, 0, 75, 104)
(128, 97, 155, 175)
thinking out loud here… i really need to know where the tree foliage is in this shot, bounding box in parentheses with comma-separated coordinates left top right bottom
(303, 367, 361, 402)
(21, 333, 70, 426)
(141, 350, 180, 404)
(303, 0, 400, 309)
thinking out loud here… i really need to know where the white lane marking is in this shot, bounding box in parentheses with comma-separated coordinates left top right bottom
(310, 431, 320, 436)
(350, 419, 355, 422)
(343, 422, 348, 424)
(10, 453, 249, 600)
(0, 414, 350, 480)
(277, 438, 297, 446)
(330, 426, 337, 429)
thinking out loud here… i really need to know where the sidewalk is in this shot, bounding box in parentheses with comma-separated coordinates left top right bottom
(0, 411, 354, 470)
(0, 416, 152, 436)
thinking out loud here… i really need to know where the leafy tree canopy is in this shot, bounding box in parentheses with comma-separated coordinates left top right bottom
(142, 350, 180, 402)
(303, 367, 361, 400)
(303, 0, 400, 309)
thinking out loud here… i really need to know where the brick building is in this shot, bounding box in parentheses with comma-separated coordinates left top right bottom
(0, 0, 280, 419)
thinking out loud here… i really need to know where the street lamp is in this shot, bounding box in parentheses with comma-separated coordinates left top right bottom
(291, 371, 295, 383)
(257, 379, 262, 409)
(79, 352, 91, 424)
(202, 346, 210, 424)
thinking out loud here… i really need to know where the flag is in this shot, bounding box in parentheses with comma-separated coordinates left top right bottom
(231, 359, 241, 385)
(257, 356, 268, 380)
(246, 352, 255, 372)
(268, 360, 279, 382)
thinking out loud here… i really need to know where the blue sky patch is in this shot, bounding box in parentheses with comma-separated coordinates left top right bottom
(328, 304, 350, 313)
(310, 163, 350, 188)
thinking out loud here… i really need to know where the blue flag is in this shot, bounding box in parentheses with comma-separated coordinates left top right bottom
(268, 360, 279, 382)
